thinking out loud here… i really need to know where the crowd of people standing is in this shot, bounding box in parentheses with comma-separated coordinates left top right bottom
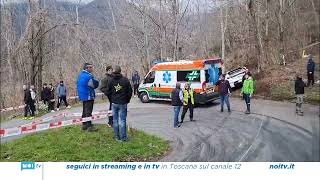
(20, 54, 316, 140)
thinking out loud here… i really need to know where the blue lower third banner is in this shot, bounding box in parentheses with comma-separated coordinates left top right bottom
(0, 162, 319, 180)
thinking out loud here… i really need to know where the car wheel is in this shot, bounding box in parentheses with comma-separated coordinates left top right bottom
(139, 92, 150, 103)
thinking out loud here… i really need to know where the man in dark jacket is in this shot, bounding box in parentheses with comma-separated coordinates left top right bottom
(100, 65, 114, 127)
(216, 74, 232, 112)
(307, 54, 315, 87)
(106, 66, 132, 142)
(41, 83, 50, 105)
(295, 74, 306, 116)
(47, 83, 55, 112)
(171, 82, 183, 128)
(131, 71, 140, 97)
(23, 85, 35, 120)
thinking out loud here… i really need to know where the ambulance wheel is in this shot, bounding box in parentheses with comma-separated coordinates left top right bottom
(140, 92, 150, 103)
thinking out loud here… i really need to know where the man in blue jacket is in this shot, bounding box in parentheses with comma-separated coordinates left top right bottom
(307, 54, 315, 87)
(77, 63, 100, 131)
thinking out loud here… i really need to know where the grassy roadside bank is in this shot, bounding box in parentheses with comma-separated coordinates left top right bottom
(1, 125, 170, 162)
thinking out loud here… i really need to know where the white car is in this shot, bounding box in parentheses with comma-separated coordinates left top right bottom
(225, 67, 247, 88)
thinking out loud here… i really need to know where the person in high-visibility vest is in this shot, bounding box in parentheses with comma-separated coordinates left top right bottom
(180, 82, 195, 123)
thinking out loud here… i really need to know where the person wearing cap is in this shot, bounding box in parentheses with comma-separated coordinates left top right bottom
(77, 63, 100, 131)
(171, 82, 183, 128)
(100, 65, 114, 127)
(240, 73, 254, 114)
(180, 82, 195, 123)
(106, 65, 132, 142)
(295, 74, 306, 116)
(216, 74, 232, 112)
(306, 54, 315, 87)
(56, 80, 71, 110)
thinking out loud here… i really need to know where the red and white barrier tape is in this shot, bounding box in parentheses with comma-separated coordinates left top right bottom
(0, 114, 109, 138)
(18, 111, 110, 128)
(0, 93, 105, 112)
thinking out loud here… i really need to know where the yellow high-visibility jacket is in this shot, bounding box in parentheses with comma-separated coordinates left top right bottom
(183, 89, 194, 105)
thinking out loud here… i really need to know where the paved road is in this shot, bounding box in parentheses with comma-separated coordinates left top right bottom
(1, 97, 319, 162)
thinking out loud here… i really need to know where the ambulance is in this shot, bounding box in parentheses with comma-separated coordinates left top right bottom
(138, 58, 224, 104)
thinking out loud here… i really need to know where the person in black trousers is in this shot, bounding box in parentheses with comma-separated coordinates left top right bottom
(47, 83, 55, 112)
(131, 71, 140, 97)
(23, 85, 35, 120)
(77, 63, 100, 131)
(56, 81, 70, 110)
(180, 82, 195, 123)
(307, 54, 315, 87)
(100, 65, 114, 127)
(41, 83, 50, 105)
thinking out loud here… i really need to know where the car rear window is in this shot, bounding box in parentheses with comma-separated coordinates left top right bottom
(227, 68, 243, 75)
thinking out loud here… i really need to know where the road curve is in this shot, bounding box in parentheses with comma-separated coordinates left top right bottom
(1, 98, 318, 162)
(126, 103, 315, 162)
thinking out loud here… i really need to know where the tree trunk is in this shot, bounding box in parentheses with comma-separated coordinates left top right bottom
(159, 0, 163, 60)
(279, 0, 285, 65)
(173, 0, 179, 61)
(143, 2, 150, 67)
(108, 0, 122, 53)
(311, 0, 319, 26)
(248, 0, 263, 71)
(220, 7, 225, 61)
(36, 16, 44, 94)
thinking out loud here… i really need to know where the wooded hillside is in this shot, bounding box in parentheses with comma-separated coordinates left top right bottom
(0, 0, 319, 108)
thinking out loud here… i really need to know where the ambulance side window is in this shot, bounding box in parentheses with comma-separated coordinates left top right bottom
(177, 70, 200, 82)
(144, 71, 155, 84)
